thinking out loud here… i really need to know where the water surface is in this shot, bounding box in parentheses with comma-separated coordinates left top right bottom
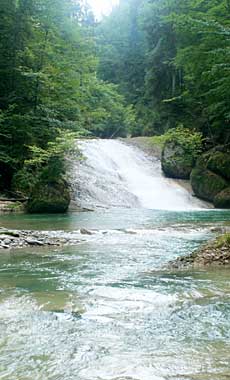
(0, 209, 230, 380)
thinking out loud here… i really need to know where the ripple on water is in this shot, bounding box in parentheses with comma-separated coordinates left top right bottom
(0, 209, 230, 379)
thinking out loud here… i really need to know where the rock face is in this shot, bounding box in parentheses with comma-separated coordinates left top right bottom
(191, 167, 228, 202)
(169, 233, 230, 268)
(0, 200, 25, 214)
(162, 141, 195, 179)
(190, 147, 230, 207)
(214, 187, 230, 208)
(207, 151, 230, 180)
(27, 180, 70, 213)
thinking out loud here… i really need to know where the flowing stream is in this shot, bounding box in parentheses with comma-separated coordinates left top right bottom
(0, 140, 230, 380)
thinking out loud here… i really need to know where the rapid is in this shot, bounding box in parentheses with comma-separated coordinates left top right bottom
(71, 139, 206, 210)
(0, 139, 229, 380)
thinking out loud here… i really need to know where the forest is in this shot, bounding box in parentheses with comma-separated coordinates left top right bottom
(1, 2, 230, 377)
(0, 0, 229, 203)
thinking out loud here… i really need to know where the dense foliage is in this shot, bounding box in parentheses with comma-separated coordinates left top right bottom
(0, 0, 132, 193)
(1, 0, 229, 197)
(97, 0, 230, 141)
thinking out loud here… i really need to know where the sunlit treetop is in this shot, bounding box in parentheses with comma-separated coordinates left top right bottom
(87, 0, 119, 20)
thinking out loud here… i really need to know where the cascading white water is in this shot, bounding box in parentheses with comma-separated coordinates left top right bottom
(72, 139, 207, 210)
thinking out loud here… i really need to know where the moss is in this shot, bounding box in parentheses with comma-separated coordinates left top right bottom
(214, 187, 230, 209)
(149, 135, 167, 149)
(162, 141, 195, 179)
(195, 151, 212, 170)
(190, 168, 228, 202)
(27, 180, 70, 214)
(207, 151, 230, 180)
(215, 233, 230, 248)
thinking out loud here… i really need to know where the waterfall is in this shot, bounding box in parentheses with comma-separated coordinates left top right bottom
(71, 139, 207, 210)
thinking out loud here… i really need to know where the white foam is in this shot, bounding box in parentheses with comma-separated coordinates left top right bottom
(72, 139, 206, 210)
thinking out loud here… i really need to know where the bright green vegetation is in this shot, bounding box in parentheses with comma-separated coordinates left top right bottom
(0, 0, 133, 200)
(96, 0, 230, 206)
(97, 0, 230, 142)
(161, 127, 203, 179)
(0, 0, 229, 210)
(215, 232, 230, 248)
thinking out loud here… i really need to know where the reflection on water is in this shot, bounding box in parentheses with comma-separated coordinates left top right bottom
(0, 209, 230, 380)
(0, 208, 230, 230)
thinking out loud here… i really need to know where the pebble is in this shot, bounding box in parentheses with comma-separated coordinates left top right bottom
(4, 239, 11, 245)
(0, 229, 82, 251)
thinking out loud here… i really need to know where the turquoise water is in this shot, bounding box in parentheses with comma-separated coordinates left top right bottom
(0, 209, 230, 380)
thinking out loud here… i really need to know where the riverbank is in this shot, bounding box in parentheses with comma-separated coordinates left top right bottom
(170, 232, 230, 268)
(0, 228, 83, 250)
(0, 197, 26, 214)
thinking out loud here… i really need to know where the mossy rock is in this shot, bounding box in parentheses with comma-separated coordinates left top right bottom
(27, 181, 70, 214)
(195, 151, 212, 170)
(214, 187, 230, 209)
(162, 141, 194, 179)
(190, 168, 228, 202)
(207, 151, 230, 180)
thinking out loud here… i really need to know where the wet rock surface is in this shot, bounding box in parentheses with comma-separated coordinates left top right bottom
(191, 146, 230, 207)
(0, 200, 25, 214)
(169, 233, 230, 268)
(0, 228, 81, 250)
(27, 180, 71, 214)
(162, 140, 195, 179)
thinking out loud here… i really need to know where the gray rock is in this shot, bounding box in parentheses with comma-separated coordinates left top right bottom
(26, 238, 45, 246)
(4, 239, 11, 245)
(162, 141, 195, 179)
(80, 228, 93, 235)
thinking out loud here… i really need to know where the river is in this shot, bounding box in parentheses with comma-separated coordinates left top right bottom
(0, 140, 229, 380)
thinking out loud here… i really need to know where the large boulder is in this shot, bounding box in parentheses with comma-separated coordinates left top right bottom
(190, 167, 228, 202)
(162, 141, 195, 179)
(207, 151, 230, 180)
(27, 180, 70, 213)
(214, 187, 230, 208)
(191, 147, 230, 206)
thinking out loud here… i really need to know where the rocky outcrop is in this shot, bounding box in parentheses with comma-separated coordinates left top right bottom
(27, 180, 70, 213)
(190, 146, 230, 207)
(0, 228, 81, 250)
(162, 141, 195, 179)
(214, 187, 230, 208)
(207, 151, 230, 180)
(190, 167, 228, 202)
(0, 200, 25, 214)
(170, 233, 230, 268)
